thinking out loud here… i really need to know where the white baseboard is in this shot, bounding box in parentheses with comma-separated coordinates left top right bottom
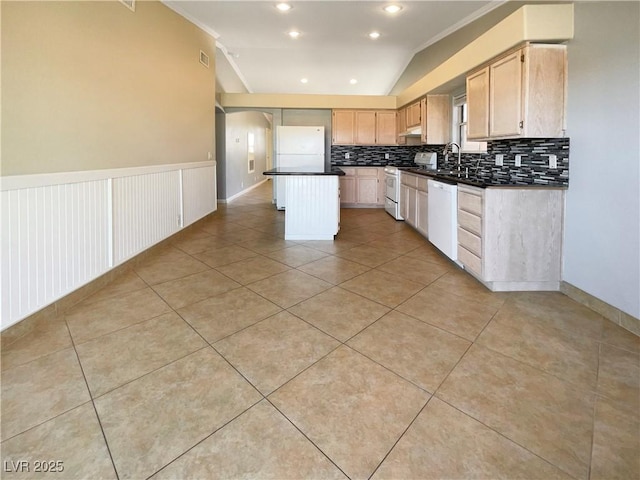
(219, 179, 268, 203)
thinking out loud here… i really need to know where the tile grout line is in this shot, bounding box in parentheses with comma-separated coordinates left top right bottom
(62, 317, 121, 480)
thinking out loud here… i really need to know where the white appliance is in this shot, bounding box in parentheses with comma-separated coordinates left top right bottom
(427, 179, 458, 260)
(414, 152, 437, 170)
(383, 166, 403, 220)
(275, 126, 325, 210)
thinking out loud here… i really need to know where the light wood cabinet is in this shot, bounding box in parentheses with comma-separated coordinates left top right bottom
(400, 172, 428, 236)
(355, 111, 376, 145)
(397, 106, 407, 145)
(467, 67, 489, 139)
(421, 95, 451, 145)
(340, 167, 384, 206)
(467, 44, 567, 140)
(406, 101, 421, 128)
(333, 110, 397, 146)
(332, 110, 356, 145)
(376, 111, 397, 145)
(339, 168, 357, 204)
(456, 184, 565, 291)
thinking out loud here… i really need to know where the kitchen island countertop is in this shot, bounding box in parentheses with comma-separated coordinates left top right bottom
(263, 166, 345, 176)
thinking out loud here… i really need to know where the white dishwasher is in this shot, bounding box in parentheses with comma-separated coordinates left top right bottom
(427, 179, 458, 261)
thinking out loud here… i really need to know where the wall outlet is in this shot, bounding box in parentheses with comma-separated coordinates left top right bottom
(384, 153, 390, 160)
(207, 151, 212, 160)
(345, 153, 350, 159)
(495, 154, 504, 166)
(544, 154, 558, 169)
(515, 154, 527, 167)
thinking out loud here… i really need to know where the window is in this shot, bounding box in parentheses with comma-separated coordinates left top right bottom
(453, 94, 487, 153)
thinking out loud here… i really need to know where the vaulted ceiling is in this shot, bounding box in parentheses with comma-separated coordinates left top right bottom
(164, 1, 502, 96)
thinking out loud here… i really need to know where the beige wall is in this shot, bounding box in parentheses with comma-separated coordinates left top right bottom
(1, 1, 216, 176)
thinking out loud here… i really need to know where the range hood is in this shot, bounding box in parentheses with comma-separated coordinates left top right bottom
(399, 126, 422, 137)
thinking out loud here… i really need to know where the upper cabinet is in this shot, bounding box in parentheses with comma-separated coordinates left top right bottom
(396, 106, 407, 145)
(375, 111, 398, 145)
(332, 110, 356, 145)
(406, 101, 421, 128)
(467, 44, 567, 140)
(421, 95, 451, 145)
(332, 110, 397, 146)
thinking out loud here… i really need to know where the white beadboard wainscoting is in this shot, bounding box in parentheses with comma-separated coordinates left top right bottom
(284, 175, 340, 241)
(0, 161, 216, 330)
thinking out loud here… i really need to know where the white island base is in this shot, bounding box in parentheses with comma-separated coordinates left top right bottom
(284, 175, 340, 241)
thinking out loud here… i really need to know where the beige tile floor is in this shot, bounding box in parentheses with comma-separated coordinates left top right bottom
(2, 180, 639, 480)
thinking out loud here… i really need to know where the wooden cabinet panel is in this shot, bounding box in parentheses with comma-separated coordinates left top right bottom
(376, 111, 397, 145)
(456, 184, 564, 291)
(340, 167, 383, 206)
(458, 190, 483, 215)
(332, 110, 355, 145)
(397, 106, 407, 145)
(339, 176, 356, 204)
(355, 111, 376, 145)
(458, 209, 482, 236)
(399, 184, 409, 221)
(357, 177, 378, 204)
(416, 190, 428, 237)
(467, 67, 490, 140)
(406, 102, 421, 127)
(422, 95, 451, 145)
(406, 187, 417, 227)
(467, 44, 567, 140)
(333, 110, 397, 146)
(490, 51, 523, 138)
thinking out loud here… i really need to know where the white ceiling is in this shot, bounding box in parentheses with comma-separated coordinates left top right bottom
(164, 1, 501, 96)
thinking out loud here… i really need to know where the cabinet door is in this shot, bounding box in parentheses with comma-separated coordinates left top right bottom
(400, 184, 409, 220)
(397, 106, 407, 145)
(376, 168, 386, 206)
(416, 190, 428, 236)
(489, 51, 523, 138)
(406, 187, 417, 226)
(357, 176, 378, 204)
(466, 67, 490, 139)
(423, 95, 451, 145)
(375, 111, 397, 145)
(332, 110, 355, 145)
(339, 176, 356, 204)
(355, 111, 376, 145)
(406, 102, 421, 127)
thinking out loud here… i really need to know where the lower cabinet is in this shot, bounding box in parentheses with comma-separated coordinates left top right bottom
(457, 184, 565, 291)
(339, 167, 385, 206)
(400, 172, 428, 237)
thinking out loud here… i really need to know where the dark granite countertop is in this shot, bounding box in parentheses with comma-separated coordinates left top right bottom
(399, 167, 568, 189)
(264, 167, 345, 176)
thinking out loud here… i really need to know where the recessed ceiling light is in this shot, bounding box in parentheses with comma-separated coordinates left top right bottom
(383, 4, 402, 14)
(288, 30, 300, 38)
(350, 79, 358, 85)
(369, 31, 380, 39)
(301, 78, 308, 84)
(276, 3, 292, 11)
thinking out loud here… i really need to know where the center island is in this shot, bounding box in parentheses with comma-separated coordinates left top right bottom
(263, 166, 345, 241)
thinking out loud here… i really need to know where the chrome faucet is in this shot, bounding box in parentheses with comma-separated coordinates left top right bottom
(443, 142, 461, 169)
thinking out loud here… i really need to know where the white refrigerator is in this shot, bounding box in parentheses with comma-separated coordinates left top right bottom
(275, 126, 325, 210)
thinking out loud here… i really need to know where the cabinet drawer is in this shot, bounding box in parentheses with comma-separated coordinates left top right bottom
(416, 177, 429, 192)
(356, 167, 379, 177)
(458, 190, 483, 215)
(341, 168, 356, 176)
(458, 245, 482, 277)
(401, 173, 418, 188)
(458, 210, 482, 235)
(458, 227, 481, 257)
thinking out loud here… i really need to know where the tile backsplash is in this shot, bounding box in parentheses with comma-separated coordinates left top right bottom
(331, 138, 570, 186)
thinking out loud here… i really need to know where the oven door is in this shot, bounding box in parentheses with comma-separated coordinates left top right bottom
(385, 174, 398, 202)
